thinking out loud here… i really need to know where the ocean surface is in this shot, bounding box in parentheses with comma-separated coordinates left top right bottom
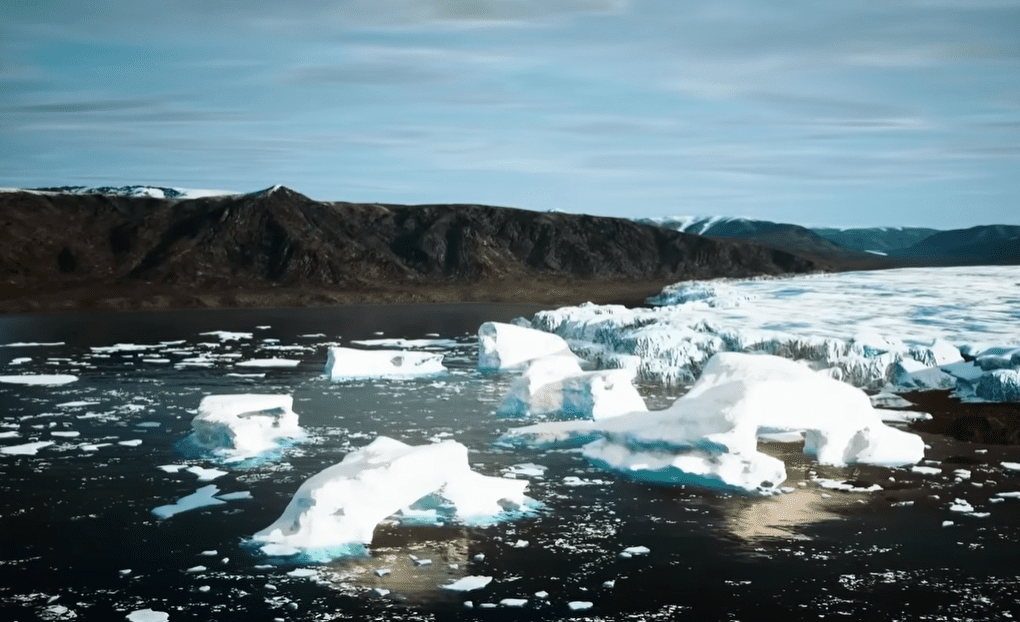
(1, 304, 1018, 621)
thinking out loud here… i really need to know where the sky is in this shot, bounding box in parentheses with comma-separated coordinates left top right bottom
(2, 0, 1018, 228)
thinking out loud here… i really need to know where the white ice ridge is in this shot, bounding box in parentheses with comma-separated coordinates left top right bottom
(252, 437, 529, 552)
(524, 266, 1019, 393)
(188, 394, 304, 460)
(324, 347, 445, 379)
(477, 322, 577, 371)
(497, 355, 646, 420)
(501, 353, 924, 494)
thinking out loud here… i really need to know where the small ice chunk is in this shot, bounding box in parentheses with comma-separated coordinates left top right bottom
(1001, 462, 1020, 471)
(186, 565, 206, 573)
(57, 401, 100, 408)
(535, 591, 549, 598)
(200, 331, 252, 341)
(0, 431, 19, 439)
(371, 587, 390, 596)
(324, 347, 445, 379)
(512, 539, 528, 548)
(1, 440, 54, 455)
(119, 439, 143, 447)
(375, 569, 391, 577)
(413, 558, 433, 567)
(602, 580, 616, 588)
(443, 576, 493, 591)
(152, 485, 227, 519)
(948, 499, 974, 513)
(235, 358, 300, 368)
(911, 466, 941, 476)
(622, 546, 650, 556)
(199, 550, 218, 556)
(125, 609, 170, 622)
(51, 431, 80, 437)
(0, 374, 77, 385)
(942, 521, 954, 527)
(188, 394, 304, 459)
(216, 491, 252, 501)
(500, 598, 528, 608)
(187, 466, 227, 482)
(568, 601, 594, 611)
(157, 464, 187, 473)
(287, 568, 317, 578)
(477, 322, 576, 371)
(995, 491, 1020, 499)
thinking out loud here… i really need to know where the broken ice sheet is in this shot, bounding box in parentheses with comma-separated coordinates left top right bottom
(151, 485, 226, 519)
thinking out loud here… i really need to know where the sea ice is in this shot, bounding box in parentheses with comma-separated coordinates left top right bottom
(568, 601, 594, 611)
(252, 437, 529, 552)
(0, 374, 78, 385)
(152, 485, 226, 519)
(125, 609, 170, 622)
(477, 322, 576, 371)
(0, 440, 54, 455)
(496, 355, 646, 420)
(235, 358, 301, 368)
(187, 394, 304, 460)
(324, 347, 445, 379)
(442, 576, 493, 591)
(503, 353, 924, 494)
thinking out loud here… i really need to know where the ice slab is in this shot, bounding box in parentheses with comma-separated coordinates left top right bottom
(442, 576, 493, 591)
(1, 440, 54, 455)
(187, 394, 304, 460)
(497, 356, 646, 420)
(477, 322, 576, 371)
(252, 437, 529, 553)
(126, 609, 170, 622)
(350, 338, 459, 348)
(0, 374, 78, 385)
(235, 358, 300, 368)
(503, 353, 925, 494)
(152, 485, 226, 519)
(324, 347, 445, 380)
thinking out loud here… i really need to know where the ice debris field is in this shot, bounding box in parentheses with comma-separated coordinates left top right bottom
(0, 267, 1019, 620)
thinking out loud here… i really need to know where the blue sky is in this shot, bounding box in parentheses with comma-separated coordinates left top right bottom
(2, 0, 1018, 228)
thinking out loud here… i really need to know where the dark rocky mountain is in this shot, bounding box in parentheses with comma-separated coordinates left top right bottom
(0, 187, 819, 312)
(811, 226, 939, 254)
(638, 216, 894, 269)
(896, 225, 1020, 265)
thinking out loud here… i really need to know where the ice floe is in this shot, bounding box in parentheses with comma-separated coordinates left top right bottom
(1, 440, 54, 455)
(252, 437, 529, 555)
(152, 484, 226, 519)
(502, 353, 924, 494)
(324, 347, 445, 380)
(235, 358, 300, 368)
(186, 394, 304, 461)
(0, 374, 78, 385)
(125, 609, 170, 622)
(496, 355, 646, 420)
(477, 322, 576, 371)
(443, 576, 493, 591)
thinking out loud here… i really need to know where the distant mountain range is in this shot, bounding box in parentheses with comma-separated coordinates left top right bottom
(639, 216, 1020, 267)
(0, 186, 815, 312)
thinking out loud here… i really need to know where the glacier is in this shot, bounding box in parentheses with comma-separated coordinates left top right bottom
(521, 266, 1019, 400)
(501, 352, 925, 494)
(252, 437, 530, 556)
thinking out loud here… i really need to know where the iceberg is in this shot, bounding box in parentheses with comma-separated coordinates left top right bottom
(252, 437, 528, 553)
(187, 394, 304, 460)
(324, 347, 445, 379)
(502, 353, 924, 494)
(497, 355, 646, 420)
(477, 322, 576, 371)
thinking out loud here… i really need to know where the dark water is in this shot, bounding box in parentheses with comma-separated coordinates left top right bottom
(0, 305, 1018, 621)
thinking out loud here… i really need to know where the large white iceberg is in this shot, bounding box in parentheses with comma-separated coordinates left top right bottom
(497, 355, 646, 420)
(188, 394, 304, 460)
(324, 347, 445, 379)
(252, 437, 528, 553)
(477, 322, 576, 371)
(502, 353, 925, 494)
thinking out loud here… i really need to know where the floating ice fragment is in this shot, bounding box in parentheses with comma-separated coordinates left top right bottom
(371, 587, 390, 596)
(622, 546, 650, 556)
(199, 550, 217, 556)
(948, 499, 974, 513)
(252, 437, 529, 554)
(911, 466, 941, 476)
(815, 479, 882, 492)
(568, 601, 594, 611)
(119, 439, 143, 447)
(497, 356, 646, 420)
(235, 358, 300, 368)
(216, 491, 252, 501)
(0, 431, 19, 439)
(1, 342, 64, 347)
(477, 322, 576, 371)
(350, 338, 458, 349)
(0, 374, 77, 385)
(200, 331, 252, 341)
(187, 394, 304, 460)
(152, 485, 226, 519)
(412, 558, 433, 567)
(512, 539, 529, 548)
(500, 598, 528, 608)
(187, 466, 227, 481)
(995, 491, 1020, 499)
(1, 440, 54, 455)
(287, 568, 317, 578)
(57, 401, 100, 408)
(125, 609, 169, 622)
(324, 347, 445, 379)
(50, 431, 79, 437)
(1002, 462, 1020, 471)
(186, 565, 206, 573)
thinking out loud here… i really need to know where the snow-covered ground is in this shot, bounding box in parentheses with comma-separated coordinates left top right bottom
(524, 266, 1019, 395)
